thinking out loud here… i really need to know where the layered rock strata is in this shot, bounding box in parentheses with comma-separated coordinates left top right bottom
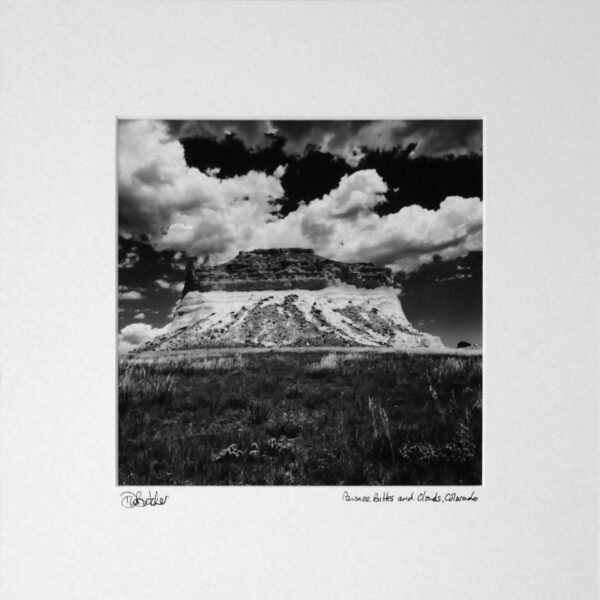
(139, 249, 443, 351)
(183, 248, 394, 293)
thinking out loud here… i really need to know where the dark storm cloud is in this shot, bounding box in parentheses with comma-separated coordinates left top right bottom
(384, 120, 482, 157)
(164, 120, 273, 147)
(270, 120, 482, 158)
(166, 119, 482, 159)
(270, 120, 366, 156)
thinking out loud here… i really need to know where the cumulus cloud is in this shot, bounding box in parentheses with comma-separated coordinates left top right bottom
(119, 120, 482, 271)
(133, 312, 146, 320)
(119, 120, 285, 262)
(118, 322, 169, 353)
(258, 173, 482, 270)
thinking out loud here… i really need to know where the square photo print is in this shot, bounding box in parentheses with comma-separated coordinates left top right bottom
(118, 119, 483, 486)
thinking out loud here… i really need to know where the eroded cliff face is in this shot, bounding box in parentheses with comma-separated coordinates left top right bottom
(183, 248, 393, 294)
(139, 249, 444, 351)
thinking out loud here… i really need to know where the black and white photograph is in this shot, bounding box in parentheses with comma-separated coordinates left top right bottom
(2, 2, 598, 598)
(118, 119, 483, 485)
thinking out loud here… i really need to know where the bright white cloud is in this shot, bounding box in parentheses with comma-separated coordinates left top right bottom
(133, 312, 146, 320)
(119, 120, 284, 262)
(118, 322, 169, 353)
(273, 164, 287, 178)
(171, 252, 186, 271)
(119, 120, 483, 271)
(155, 278, 170, 289)
(118, 289, 144, 300)
(256, 174, 482, 270)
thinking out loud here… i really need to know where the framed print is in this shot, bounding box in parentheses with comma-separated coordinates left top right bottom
(1, 2, 598, 599)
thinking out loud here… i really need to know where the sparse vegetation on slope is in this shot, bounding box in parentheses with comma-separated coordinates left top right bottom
(118, 351, 481, 485)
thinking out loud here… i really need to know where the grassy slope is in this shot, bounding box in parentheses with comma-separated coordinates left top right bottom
(118, 351, 482, 485)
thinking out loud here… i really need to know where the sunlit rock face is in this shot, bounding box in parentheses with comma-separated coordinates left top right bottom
(139, 249, 444, 351)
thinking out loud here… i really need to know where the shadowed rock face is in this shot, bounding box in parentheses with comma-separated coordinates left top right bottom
(183, 248, 394, 295)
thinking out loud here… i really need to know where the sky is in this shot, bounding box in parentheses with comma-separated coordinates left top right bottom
(118, 119, 483, 349)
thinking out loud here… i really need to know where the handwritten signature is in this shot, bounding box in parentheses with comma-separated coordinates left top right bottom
(120, 490, 169, 508)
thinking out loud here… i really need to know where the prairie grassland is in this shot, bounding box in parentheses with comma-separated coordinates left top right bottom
(118, 351, 482, 485)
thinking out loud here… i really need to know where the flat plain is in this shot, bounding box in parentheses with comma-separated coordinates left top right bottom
(118, 349, 482, 486)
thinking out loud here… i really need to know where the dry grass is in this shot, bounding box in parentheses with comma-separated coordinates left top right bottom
(306, 352, 340, 372)
(118, 351, 482, 485)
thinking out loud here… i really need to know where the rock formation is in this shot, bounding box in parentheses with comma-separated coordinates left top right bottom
(183, 248, 395, 293)
(138, 248, 444, 351)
